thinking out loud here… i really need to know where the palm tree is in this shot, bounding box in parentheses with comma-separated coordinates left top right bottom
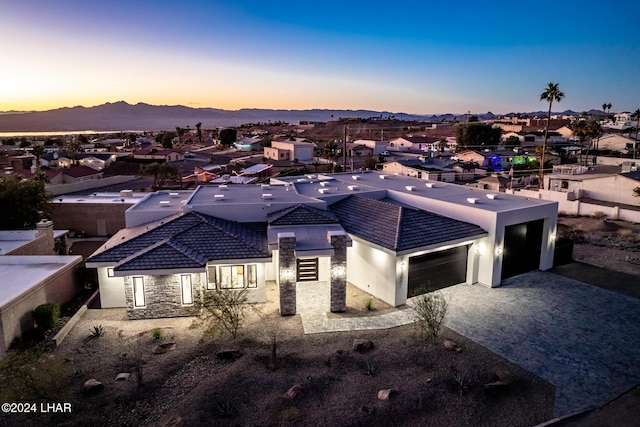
(571, 120, 589, 165)
(631, 109, 640, 159)
(585, 121, 602, 165)
(539, 82, 565, 188)
(196, 122, 202, 145)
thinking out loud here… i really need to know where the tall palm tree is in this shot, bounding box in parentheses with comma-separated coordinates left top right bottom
(196, 122, 202, 145)
(585, 121, 602, 165)
(539, 82, 565, 187)
(631, 109, 640, 159)
(571, 120, 589, 165)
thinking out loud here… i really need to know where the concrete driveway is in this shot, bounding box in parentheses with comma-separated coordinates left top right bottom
(437, 271, 640, 417)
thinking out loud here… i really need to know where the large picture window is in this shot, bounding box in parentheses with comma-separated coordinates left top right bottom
(207, 264, 258, 289)
(132, 277, 145, 307)
(181, 275, 193, 305)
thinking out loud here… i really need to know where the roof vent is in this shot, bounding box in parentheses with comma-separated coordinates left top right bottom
(467, 197, 479, 204)
(296, 178, 307, 183)
(405, 186, 416, 191)
(120, 189, 133, 198)
(159, 200, 171, 207)
(352, 175, 360, 180)
(379, 175, 389, 179)
(425, 182, 434, 188)
(348, 185, 360, 191)
(306, 174, 317, 179)
(318, 188, 330, 194)
(218, 184, 228, 190)
(261, 184, 270, 189)
(486, 194, 498, 200)
(169, 192, 179, 198)
(262, 193, 273, 200)
(214, 194, 225, 201)
(319, 181, 329, 187)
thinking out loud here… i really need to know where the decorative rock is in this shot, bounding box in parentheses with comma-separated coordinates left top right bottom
(353, 339, 374, 352)
(284, 384, 304, 399)
(153, 342, 177, 354)
(443, 339, 462, 352)
(162, 415, 184, 427)
(115, 373, 131, 381)
(216, 349, 242, 361)
(82, 378, 104, 394)
(377, 389, 397, 400)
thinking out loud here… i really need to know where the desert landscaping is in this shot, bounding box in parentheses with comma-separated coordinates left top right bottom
(1, 215, 638, 427)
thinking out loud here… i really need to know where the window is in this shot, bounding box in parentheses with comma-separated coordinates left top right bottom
(107, 268, 115, 277)
(132, 277, 145, 307)
(207, 265, 258, 289)
(181, 275, 193, 305)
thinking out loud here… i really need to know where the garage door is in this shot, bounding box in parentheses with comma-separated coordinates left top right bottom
(408, 245, 468, 297)
(501, 219, 543, 280)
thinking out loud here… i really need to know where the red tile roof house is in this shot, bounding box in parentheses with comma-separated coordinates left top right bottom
(86, 172, 557, 320)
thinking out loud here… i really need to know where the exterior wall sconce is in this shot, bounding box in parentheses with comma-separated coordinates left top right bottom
(331, 266, 345, 277)
(495, 246, 503, 256)
(474, 243, 483, 255)
(550, 233, 556, 242)
(283, 269, 294, 280)
(400, 261, 406, 271)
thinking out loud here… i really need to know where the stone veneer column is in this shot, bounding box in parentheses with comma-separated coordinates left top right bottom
(328, 230, 347, 312)
(36, 219, 55, 255)
(277, 232, 297, 315)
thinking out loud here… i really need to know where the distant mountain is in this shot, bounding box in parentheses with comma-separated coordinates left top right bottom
(0, 102, 438, 132)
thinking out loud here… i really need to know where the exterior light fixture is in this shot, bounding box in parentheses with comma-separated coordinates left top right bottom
(331, 266, 345, 277)
(400, 261, 406, 271)
(495, 246, 503, 256)
(474, 243, 483, 254)
(550, 233, 556, 242)
(283, 269, 294, 280)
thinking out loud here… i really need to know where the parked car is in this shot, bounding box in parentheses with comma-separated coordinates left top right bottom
(184, 151, 196, 158)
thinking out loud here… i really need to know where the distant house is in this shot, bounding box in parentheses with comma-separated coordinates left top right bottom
(234, 136, 263, 151)
(388, 136, 440, 152)
(264, 139, 315, 162)
(596, 134, 636, 153)
(76, 153, 117, 171)
(382, 159, 456, 182)
(345, 143, 373, 158)
(133, 148, 184, 162)
(352, 139, 387, 156)
(61, 165, 104, 183)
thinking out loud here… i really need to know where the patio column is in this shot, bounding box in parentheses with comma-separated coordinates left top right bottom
(277, 232, 296, 315)
(328, 230, 347, 312)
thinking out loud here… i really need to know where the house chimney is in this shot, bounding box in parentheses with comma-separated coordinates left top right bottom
(36, 219, 55, 255)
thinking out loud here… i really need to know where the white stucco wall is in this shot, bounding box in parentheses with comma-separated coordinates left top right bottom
(98, 267, 127, 308)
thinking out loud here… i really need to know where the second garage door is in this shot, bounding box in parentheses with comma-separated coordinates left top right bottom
(408, 245, 468, 297)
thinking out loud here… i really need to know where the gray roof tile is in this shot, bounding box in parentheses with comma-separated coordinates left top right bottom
(268, 204, 339, 226)
(329, 195, 486, 252)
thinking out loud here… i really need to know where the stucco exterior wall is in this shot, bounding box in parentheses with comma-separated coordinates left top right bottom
(97, 267, 127, 308)
(52, 202, 133, 237)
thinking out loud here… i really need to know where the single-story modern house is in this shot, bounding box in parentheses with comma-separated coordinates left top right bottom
(87, 172, 558, 319)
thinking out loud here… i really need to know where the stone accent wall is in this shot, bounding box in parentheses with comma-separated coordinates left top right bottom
(329, 231, 348, 312)
(277, 233, 296, 315)
(125, 273, 201, 320)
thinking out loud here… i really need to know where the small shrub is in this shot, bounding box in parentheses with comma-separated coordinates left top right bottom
(364, 359, 378, 376)
(365, 298, 374, 311)
(592, 211, 607, 220)
(32, 303, 61, 332)
(151, 328, 162, 340)
(618, 229, 633, 239)
(450, 366, 471, 396)
(413, 291, 448, 345)
(214, 400, 234, 417)
(89, 325, 104, 338)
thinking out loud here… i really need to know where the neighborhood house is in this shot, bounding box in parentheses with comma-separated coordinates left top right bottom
(87, 172, 558, 319)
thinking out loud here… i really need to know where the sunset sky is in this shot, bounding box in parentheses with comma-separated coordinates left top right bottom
(1, 0, 639, 114)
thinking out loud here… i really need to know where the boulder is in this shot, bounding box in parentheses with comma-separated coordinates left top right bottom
(284, 384, 304, 399)
(352, 339, 374, 352)
(115, 373, 131, 381)
(216, 349, 242, 361)
(153, 342, 177, 354)
(443, 339, 462, 352)
(377, 389, 397, 401)
(82, 378, 104, 395)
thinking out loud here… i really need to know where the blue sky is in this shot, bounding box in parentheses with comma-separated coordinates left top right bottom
(1, 0, 638, 114)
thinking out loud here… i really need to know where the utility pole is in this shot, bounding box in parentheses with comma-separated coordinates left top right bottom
(343, 126, 348, 172)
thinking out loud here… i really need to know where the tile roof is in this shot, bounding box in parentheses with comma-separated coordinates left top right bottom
(329, 195, 486, 252)
(268, 204, 340, 226)
(63, 165, 103, 178)
(88, 212, 270, 271)
(621, 170, 640, 182)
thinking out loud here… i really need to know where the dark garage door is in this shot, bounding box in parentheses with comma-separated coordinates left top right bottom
(408, 245, 468, 297)
(501, 219, 543, 280)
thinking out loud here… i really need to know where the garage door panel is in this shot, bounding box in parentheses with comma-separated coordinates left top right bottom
(408, 246, 468, 296)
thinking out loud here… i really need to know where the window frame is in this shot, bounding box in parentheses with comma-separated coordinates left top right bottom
(206, 264, 258, 290)
(181, 274, 193, 305)
(107, 267, 115, 277)
(132, 276, 145, 307)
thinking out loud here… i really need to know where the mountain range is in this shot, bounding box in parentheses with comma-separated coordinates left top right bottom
(0, 101, 593, 133)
